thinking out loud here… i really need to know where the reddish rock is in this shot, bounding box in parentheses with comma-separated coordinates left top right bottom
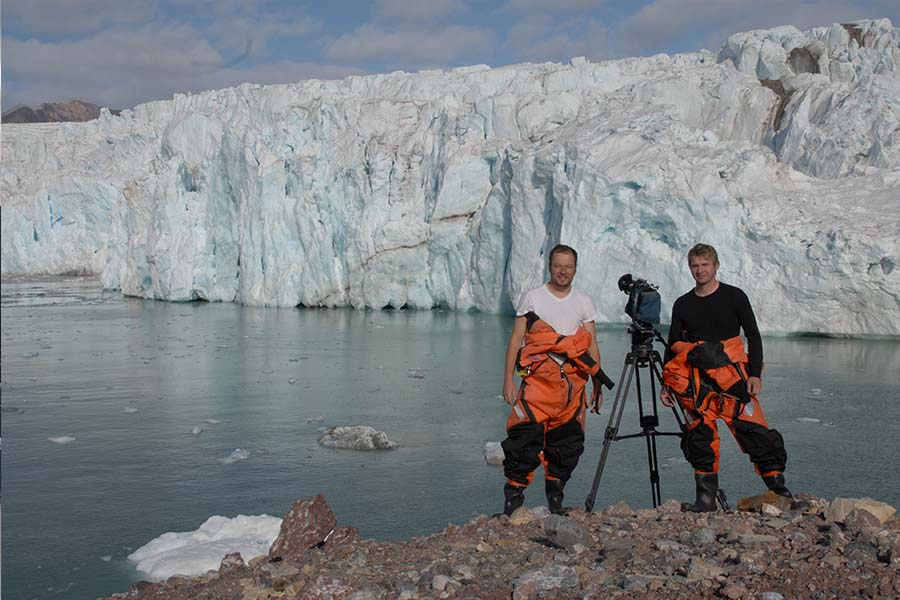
(218, 551, 245, 574)
(844, 507, 882, 532)
(268, 494, 338, 561)
(737, 491, 792, 513)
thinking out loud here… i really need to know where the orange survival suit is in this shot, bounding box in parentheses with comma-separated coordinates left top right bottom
(662, 336, 786, 477)
(502, 312, 600, 489)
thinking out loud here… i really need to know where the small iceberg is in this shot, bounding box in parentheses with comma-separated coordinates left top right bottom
(128, 514, 282, 580)
(49, 436, 76, 444)
(484, 441, 505, 465)
(191, 426, 204, 436)
(218, 448, 250, 464)
(796, 417, 821, 423)
(318, 425, 397, 450)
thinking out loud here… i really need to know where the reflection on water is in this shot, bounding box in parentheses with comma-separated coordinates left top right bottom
(2, 278, 899, 600)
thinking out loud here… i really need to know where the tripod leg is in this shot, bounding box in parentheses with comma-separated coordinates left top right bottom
(585, 358, 635, 512)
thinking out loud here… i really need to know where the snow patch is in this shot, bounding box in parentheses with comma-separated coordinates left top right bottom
(318, 426, 397, 450)
(128, 514, 281, 581)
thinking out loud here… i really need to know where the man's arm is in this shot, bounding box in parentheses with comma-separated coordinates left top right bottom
(585, 321, 605, 412)
(502, 316, 527, 405)
(664, 298, 684, 364)
(736, 288, 763, 394)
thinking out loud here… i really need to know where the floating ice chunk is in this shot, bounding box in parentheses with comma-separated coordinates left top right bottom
(100, 555, 112, 562)
(796, 417, 821, 423)
(408, 369, 425, 379)
(218, 448, 250, 464)
(123, 407, 139, 414)
(191, 427, 204, 436)
(484, 441, 505, 465)
(318, 425, 397, 450)
(128, 514, 281, 580)
(204, 419, 221, 424)
(49, 436, 76, 444)
(808, 388, 823, 396)
(288, 378, 297, 384)
(306, 417, 325, 423)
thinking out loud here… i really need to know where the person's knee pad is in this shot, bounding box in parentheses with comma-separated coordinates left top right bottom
(681, 423, 717, 472)
(543, 417, 585, 482)
(502, 422, 544, 484)
(733, 422, 787, 473)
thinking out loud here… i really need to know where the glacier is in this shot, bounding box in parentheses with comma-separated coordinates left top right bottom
(2, 19, 898, 336)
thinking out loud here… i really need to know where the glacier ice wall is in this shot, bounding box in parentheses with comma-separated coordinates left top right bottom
(2, 20, 898, 336)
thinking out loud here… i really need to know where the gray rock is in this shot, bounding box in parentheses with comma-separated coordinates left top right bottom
(691, 527, 716, 546)
(255, 561, 300, 590)
(825, 497, 896, 524)
(737, 534, 780, 545)
(512, 564, 579, 598)
(653, 539, 686, 552)
(620, 574, 652, 591)
(844, 542, 878, 565)
(757, 593, 785, 600)
(543, 514, 593, 550)
(686, 557, 726, 581)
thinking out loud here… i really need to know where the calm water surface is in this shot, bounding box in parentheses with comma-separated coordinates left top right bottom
(2, 277, 899, 599)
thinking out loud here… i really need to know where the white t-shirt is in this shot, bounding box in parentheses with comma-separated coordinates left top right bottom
(516, 285, 598, 336)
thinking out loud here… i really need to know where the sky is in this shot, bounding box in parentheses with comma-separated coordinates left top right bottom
(1, 0, 898, 112)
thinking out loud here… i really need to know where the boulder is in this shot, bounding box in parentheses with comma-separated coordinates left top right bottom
(825, 497, 896, 524)
(543, 514, 593, 551)
(737, 491, 792, 513)
(268, 495, 338, 561)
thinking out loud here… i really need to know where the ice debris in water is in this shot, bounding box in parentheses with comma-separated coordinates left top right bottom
(204, 419, 221, 424)
(484, 442, 505, 465)
(318, 425, 397, 450)
(49, 436, 76, 444)
(128, 514, 281, 580)
(796, 417, 821, 423)
(123, 407, 139, 414)
(191, 426, 204, 436)
(809, 388, 823, 396)
(218, 448, 250, 464)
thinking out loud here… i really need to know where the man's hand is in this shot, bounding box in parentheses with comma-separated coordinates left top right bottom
(590, 386, 603, 413)
(660, 387, 675, 408)
(747, 376, 762, 397)
(503, 378, 517, 405)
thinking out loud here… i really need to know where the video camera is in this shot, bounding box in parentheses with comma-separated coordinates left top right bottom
(618, 274, 661, 328)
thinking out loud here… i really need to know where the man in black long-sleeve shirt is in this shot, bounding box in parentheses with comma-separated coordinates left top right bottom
(661, 244, 805, 512)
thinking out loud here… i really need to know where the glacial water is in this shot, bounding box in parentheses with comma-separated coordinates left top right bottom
(2, 277, 899, 600)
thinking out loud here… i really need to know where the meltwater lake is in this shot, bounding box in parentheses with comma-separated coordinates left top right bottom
(2, 277, 899, 600)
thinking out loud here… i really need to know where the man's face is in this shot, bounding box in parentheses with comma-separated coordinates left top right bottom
(689, 255, 719, 286)
(550, 252, 577, 289)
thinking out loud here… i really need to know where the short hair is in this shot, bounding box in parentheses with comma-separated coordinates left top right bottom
(688, 243, 719, 264)
(549, 244, 578, 266)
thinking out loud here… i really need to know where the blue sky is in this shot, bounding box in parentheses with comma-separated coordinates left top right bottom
(2, 0, 897, 111)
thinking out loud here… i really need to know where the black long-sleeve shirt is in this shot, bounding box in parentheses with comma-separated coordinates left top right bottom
(665, 282, 763, 377)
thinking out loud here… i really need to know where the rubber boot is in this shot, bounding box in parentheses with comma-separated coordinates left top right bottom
(763, 473, 810, 511)
(545, 479, 567, 515)
(681, 473, 719, 512)
(502, 483, 526, 516)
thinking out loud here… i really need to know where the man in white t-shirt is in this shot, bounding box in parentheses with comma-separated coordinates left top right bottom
(499, 244, 603, 515)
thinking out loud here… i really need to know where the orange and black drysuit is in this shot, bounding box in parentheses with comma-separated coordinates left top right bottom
(662, 336, 786, 477)
(502, 312, 600, 489)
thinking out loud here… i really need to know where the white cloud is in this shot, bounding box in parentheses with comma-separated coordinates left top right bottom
(326, 24, 495, 69)
(616, 0, 898, 55)
(503, 0, 603, 13)
(2, 0, 160, 36)
(374, 0, 468, 24)
(505, 14, 610, 63)
(1, 26, 362, 110)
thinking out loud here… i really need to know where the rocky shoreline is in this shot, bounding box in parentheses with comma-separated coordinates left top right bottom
(105, 493, 899, 600)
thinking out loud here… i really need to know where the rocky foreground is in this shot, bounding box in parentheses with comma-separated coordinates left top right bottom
(105, 493, 899, 600)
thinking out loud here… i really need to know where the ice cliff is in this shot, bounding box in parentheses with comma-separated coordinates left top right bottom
(2, 20, 898, 335)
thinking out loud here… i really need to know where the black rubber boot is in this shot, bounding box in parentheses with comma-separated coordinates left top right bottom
(545, 479, 567, 515)
(682, 473, 719, 512)
(503, 483, 526, 516)
(763, 473, 810, 510)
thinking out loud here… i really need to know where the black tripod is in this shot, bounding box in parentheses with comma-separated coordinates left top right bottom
(585, 324, 687, 511)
